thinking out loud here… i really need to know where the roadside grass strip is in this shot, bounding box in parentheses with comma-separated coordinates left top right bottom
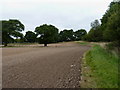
(83, 45, 118, 88)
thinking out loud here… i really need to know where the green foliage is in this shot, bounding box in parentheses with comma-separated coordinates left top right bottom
(85, 45, 118, 88)
(86, 20, 103, 42)
(35, 24, 59, 46)
(102, 2, 120, 43)
(59, 29, 75, 42)
(74, 29, 87, 41)
(1, 1, 119, 47)
(87, 29, 103, 42)
(85, 1, 120, 46)
(91, 20, 100, 30)
(25, 31, 37, 43)
(101, 1, 120, 51)
(1, 19, 24, 46)
(59, 29, 87, 42)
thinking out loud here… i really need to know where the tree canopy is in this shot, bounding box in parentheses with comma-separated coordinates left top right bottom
(35, 24, 59, 46)
(1, 1, 119, 48)
(1, 19, 24, 46)
(102, 1, 120, 42)
(74, 29, 87, 41)
(59, 29, 75, 42)
(86, 20, 103, 42)
(25, 31, 37, 43)
(84, 1, 120, 49)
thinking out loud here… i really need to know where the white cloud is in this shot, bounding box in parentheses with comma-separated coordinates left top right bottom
(1, 0, 113, 33)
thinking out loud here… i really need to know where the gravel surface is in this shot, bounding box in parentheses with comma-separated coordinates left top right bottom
(2, 42, 90, 88)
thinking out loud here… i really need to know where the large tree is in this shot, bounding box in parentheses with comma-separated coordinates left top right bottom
(59, 29, 75, 42)
(86, 20, 103, 42)
(74, 29, 87, 41)
(25, 31, 37, 43)
(91, 20, 100, 30)
(35, 24, 59, 46)
(102, 2, 120, 42)
(1, 19, 24, 46)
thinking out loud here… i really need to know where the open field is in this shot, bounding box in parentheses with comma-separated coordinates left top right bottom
(2, 42, 90, 88)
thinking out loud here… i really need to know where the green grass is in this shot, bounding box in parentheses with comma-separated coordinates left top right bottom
(85, 45, 118, 88)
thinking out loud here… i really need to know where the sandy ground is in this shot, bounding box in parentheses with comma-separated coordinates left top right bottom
(2, 42, 90, 88)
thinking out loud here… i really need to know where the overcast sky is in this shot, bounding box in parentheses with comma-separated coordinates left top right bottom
(1, 0, 113, 34)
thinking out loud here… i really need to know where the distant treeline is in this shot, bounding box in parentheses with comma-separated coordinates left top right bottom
(1, 20, 87, 46)
(85, 1, 120, 51)
(0, 1, 120, 47)
(85, 2, 120, 43)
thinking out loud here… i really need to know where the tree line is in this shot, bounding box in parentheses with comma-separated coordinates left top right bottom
(84, 1, 120, 49)
(1, 20, 87, 47)
(0, 1, 120, 48)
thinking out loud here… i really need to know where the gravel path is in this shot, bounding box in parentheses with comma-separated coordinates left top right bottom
(2, 42, 90, 88)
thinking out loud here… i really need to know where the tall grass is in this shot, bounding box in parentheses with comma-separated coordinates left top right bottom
(85, 45, 118, 88)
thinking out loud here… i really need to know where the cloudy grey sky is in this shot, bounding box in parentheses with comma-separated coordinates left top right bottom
(1, 0, 113, 34)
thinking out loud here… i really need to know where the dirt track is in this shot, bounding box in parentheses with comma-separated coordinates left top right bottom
(2, 42, 90, 88)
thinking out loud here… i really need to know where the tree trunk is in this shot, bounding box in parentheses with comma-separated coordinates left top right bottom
(4, 43, 7, 47)
(44, 43, 47, 47)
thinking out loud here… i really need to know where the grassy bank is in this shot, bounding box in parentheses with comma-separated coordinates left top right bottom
(82, 45, 119, 88)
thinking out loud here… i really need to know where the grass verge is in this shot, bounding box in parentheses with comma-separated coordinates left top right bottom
(81, 45, 119, 88)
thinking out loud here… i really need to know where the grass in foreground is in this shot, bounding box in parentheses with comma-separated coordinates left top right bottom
(83, 45, 118, 88)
